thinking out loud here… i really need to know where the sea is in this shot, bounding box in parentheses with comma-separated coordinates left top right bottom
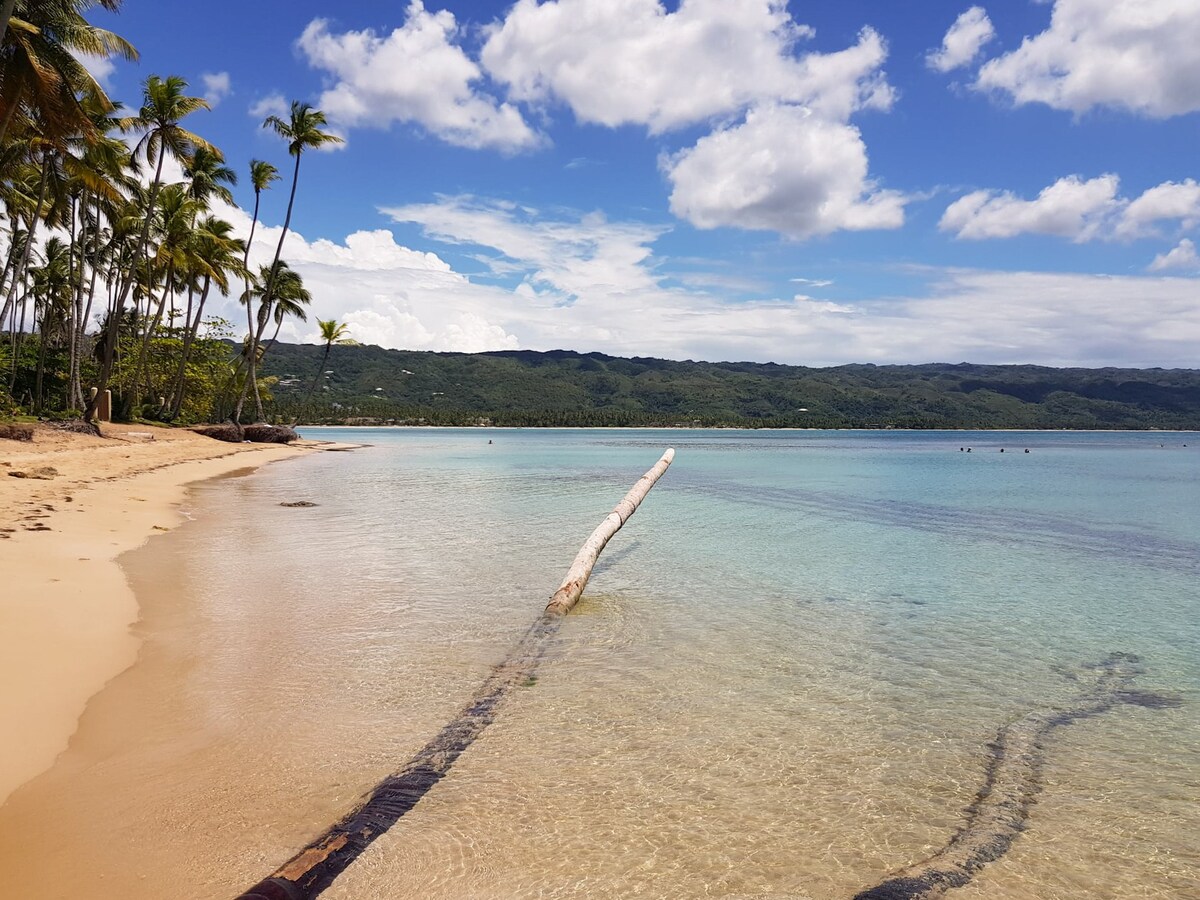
(2, 428, 1197, 899)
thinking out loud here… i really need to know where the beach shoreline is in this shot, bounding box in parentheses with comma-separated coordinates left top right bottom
(0, 424, 320, 808)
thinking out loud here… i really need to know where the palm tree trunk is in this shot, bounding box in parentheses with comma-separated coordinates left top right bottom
(233, 190, 263, 424)
(86, 151, 167, 423)
(169, 273, 210, 419)
(0, 149, 48, 327)
(301, 340, 334, 416)
(125, 260, 173, 418)
(237, 151, 300, 423)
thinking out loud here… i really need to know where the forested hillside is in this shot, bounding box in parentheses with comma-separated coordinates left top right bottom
(257, 343, 1200, 429)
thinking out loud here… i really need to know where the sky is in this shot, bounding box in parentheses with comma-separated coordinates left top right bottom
(85, 0, 1200, 368)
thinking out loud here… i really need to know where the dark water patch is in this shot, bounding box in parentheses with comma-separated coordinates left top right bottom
(852, 653, 1181, 900)
(675, 472, 1200, 576)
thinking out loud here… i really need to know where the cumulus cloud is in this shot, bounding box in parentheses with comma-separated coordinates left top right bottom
(481, 0, 893, 131)
(927, 6, 995, 73)
(664, 105, 906, 238)
(249, 92, 288, 119)
(296, 3, 540, 152)
(383, 196, 668, 306)
(1117, 179, 1200, 238)
(941, 174, 1200, 241)
(73, 51, 116, 89)
(940, 174, 1121, 241)
(1149, 238, 1199, 273)
(201, 71, 231, 107)
(975, 0, 1200, 117)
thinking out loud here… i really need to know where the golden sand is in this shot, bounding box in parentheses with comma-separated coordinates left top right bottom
(0, 423, 314, 807)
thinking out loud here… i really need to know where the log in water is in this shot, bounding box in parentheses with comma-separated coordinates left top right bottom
(235, 449, 675, 900)
(853, 652, 1181, 900)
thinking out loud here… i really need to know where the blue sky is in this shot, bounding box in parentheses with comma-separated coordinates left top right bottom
(87, 0, 1200, 367)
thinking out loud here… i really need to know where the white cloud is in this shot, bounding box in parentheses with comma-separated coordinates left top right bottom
(1117, 179, 1200, 238)
(188, 189, 1200, 367)
(664, 105, 906, 238)
(201, 71, 231, 107)
(296, 3, 541, 152)
(249, 93, 288, 119)
(1149, 238, 1200, 273)
(927, 6, 995, 73)
(975, 0, 1200, 117)
(942, 174, 1200, 241)
(481, 0, 893, 132)
(73, 51, 116, 89)
(382, 196, 667, 305)
(941, 174, 1120, 241)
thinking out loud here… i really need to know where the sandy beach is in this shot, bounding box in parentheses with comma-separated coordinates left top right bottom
(0, 423, 316, 809)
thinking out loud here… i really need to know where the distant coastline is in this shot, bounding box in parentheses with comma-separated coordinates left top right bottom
(257, 344, 1200, 431)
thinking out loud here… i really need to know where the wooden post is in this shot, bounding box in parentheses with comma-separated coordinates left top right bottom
(545, 447, 674, 616)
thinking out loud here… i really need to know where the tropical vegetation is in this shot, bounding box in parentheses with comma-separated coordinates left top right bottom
(258, 343, 1200, 430)
(0, 0, 342, 425)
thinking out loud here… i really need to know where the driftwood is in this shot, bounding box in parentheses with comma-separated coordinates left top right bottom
(853, 653, 1181, 900)
(234, 449, 674, 900)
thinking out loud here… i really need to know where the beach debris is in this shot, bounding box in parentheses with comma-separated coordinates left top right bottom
(7, 466, 59, 480)
(280, 501, 318, 508)
(0, 423, 34, 441)
(853, 653, 1182, 900)
(235, 449, 675, 900)
(48, 418, 102, 436)
(194, 423, 300, 444)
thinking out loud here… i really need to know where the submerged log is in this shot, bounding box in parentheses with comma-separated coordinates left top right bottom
(853, 653, 1182, 900)
(234, 448, 675, 900)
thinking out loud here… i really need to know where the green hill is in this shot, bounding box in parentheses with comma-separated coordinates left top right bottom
(255, 343, 1200, 429)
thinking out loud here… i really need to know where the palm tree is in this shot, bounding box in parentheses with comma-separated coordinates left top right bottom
(234, 102, 341, 422)
(301, 318, 355, 417)
(261, 263, 311, 353)
(167, 214, 244, 419)
(0, 0, 136, 144)
(231, 158, 277, 423)
(87, 74, 213, 422)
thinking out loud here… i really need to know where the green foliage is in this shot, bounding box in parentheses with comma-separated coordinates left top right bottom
(255, 344, 1200, 430)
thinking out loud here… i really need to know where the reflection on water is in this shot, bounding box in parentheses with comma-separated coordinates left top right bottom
(0, 429, 1196, 899)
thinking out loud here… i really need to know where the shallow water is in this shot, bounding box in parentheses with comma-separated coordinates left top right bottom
(0, 429, 1197, 899)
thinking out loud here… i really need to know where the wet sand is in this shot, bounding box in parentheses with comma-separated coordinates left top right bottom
(0, 423, 315, 808)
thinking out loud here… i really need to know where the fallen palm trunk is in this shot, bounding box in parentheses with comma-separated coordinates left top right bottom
(235, 448, 674, 900)
(853, 652, 1181, 900)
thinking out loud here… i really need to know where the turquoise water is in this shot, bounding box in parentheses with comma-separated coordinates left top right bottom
(270, 428, 1199, 899)
(6, 428, 1195, 899)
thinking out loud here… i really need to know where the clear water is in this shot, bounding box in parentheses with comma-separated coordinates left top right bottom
(1, 429, 1197, 899)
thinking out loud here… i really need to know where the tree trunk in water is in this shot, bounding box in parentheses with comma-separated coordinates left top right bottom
(545, 448, 675, 615)
(233, 449, 675, 900)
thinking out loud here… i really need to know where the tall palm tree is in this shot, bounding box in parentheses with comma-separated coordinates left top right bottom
(234, 103, 341, 423)
(0, 0, 136, 144)
(231, 158, 277, 423)
(87, 74, 213, 422)
(301, 318, 355, 416)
